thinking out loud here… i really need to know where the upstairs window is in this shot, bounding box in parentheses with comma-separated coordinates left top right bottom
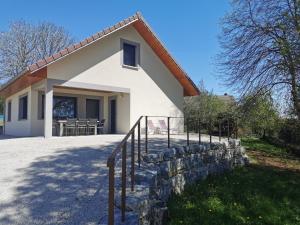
(123, 43, 136, 67)
(7, 101, 11, 122)
(19, 95, 28, 120)
(122, 40, 140, 68)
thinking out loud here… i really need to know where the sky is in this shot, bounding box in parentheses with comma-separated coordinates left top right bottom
(0, 0, 231, 95)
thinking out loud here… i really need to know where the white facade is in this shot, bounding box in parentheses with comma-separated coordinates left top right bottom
(4, 24, 184, 137)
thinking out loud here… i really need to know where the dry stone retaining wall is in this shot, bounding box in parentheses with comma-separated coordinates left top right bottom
(114, 139, 249, 225)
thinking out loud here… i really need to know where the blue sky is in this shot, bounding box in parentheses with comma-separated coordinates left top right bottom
(0, 0, 231, 95)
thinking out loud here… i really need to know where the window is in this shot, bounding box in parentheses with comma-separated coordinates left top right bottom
(122, 40, 139, 68)
(7, 101, 11, 122)
(41, 94, 45, 119)
(53, 96, 77, 119)
(123, 43, 136, 67)
(38, 93, 45, 120)
(19, 95, 28, 120)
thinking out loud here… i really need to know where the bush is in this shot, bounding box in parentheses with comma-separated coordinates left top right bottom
(278, 119, 300, 145)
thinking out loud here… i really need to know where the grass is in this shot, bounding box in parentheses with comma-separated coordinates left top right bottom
(167, 137, 300, 225)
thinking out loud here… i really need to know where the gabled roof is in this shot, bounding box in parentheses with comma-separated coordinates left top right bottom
(0, 12, 199, 97)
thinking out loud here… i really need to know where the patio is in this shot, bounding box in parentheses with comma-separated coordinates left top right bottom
(0, 134, 228, 225)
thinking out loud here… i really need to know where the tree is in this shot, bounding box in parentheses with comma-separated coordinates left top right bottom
(219, 0, 300, 120)
(184, 81, 229, 131)
(0, 20, 74, 82)
(238, 94, 280, 138)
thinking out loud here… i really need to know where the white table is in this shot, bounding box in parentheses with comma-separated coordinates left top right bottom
(57, 120, 98, 136)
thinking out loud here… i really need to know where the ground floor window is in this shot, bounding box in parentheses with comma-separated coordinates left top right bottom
(7, 101, 11, 122)
(53, 96, 77, 119)
(19, 95, 28, 120)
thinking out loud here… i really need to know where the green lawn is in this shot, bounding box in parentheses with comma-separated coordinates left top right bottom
(167, 138, 300, 225)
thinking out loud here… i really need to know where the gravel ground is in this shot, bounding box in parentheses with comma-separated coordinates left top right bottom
(0, 134, 227, 225)
(0, 135, 124, 225)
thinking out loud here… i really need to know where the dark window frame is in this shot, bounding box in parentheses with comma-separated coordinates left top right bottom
(37, 92, 45, 120)
(18, 94, 28, 120)
(53, 95, 77, 120)
(121, 39, 140, 69)
(7, 101, 11, 122)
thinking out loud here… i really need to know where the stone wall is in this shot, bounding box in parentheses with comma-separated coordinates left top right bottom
(114, 139, 249, 225)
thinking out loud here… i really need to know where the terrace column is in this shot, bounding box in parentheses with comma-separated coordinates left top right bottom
(44, 80, 53, 138)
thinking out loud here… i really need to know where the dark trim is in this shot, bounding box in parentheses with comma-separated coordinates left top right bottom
(120, 38, 140, 69)
(108, 96, 117, 134)
(18, 94, 28, 121)
(7, 100, 11, 122)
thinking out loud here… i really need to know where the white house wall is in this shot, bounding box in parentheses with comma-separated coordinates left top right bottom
(47, 25, 184, 131)
(5, 87, 32, 136)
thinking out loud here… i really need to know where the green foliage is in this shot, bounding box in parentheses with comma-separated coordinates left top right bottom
(279, 119, 300, 145)
(184, 82, 232, 126)
(238, 94, 280, 137)
(168, 138, 300, 225)
(241, 137, 290, 158)
(168, 166, 300, 225)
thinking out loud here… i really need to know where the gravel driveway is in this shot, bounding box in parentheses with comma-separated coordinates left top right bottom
(0, 135, 124, 225)
(0, 133, 226, 225)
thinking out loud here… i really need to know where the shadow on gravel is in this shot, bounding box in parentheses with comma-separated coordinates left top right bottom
(0, 144, 117, 225)
(0, 135, 217, 225)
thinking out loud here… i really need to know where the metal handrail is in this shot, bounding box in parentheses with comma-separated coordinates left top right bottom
(107, 115, 143, 225)
(107, 116, 143, 166)
(106, 115, 237, 225)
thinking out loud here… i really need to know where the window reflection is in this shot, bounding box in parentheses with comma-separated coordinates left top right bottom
(53, 96, 77, 119)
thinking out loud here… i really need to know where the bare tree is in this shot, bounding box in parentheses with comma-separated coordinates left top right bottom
(219, 0, 300, 120)
(35, 22, 75, 60)
(0, 20, 74, 82)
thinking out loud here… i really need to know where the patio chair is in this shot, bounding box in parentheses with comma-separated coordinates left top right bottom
(158, 119, 178, 135)
(98, 119, 105, 134)
(87, 118, 99, 135)
(147, 120, 159, 134)
(52, 120, 59, 136)
(64, 118, 77, 136)
(77, 119, 88, 135)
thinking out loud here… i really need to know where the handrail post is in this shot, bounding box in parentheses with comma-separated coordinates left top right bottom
(145, 116, 148, 153)
(209, 120, 212, 145)
(219, 120, 221, 142)
(235, 118, 238, 139)
(227, 118, 230, 141)
(108, 160, 115, 225)
(167, 117, 170, 148)
(131, 132, 135, 191)
(138, 121, 141, 167)
(121, 144, 127, 222)
(198, 119, 201, 145)
(186, 118, 190, 146)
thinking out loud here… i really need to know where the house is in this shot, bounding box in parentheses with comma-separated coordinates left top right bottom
(0, 12, 199, 137)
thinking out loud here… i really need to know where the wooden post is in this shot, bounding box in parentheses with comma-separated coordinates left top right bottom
(219, 120, 221, 142)
(186, 118, 190, 146)
(131, 132, 135, 191)
(138, 122, 141, 167)
(209, 120, 212, 144)
(227, 118, 230, 141)
(198, 119, 201, 145)
(167, 117, 170, 148)
(145, 116, 148, 153)
(121, 144, 127, 222)
(108, 161, 115, 225)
